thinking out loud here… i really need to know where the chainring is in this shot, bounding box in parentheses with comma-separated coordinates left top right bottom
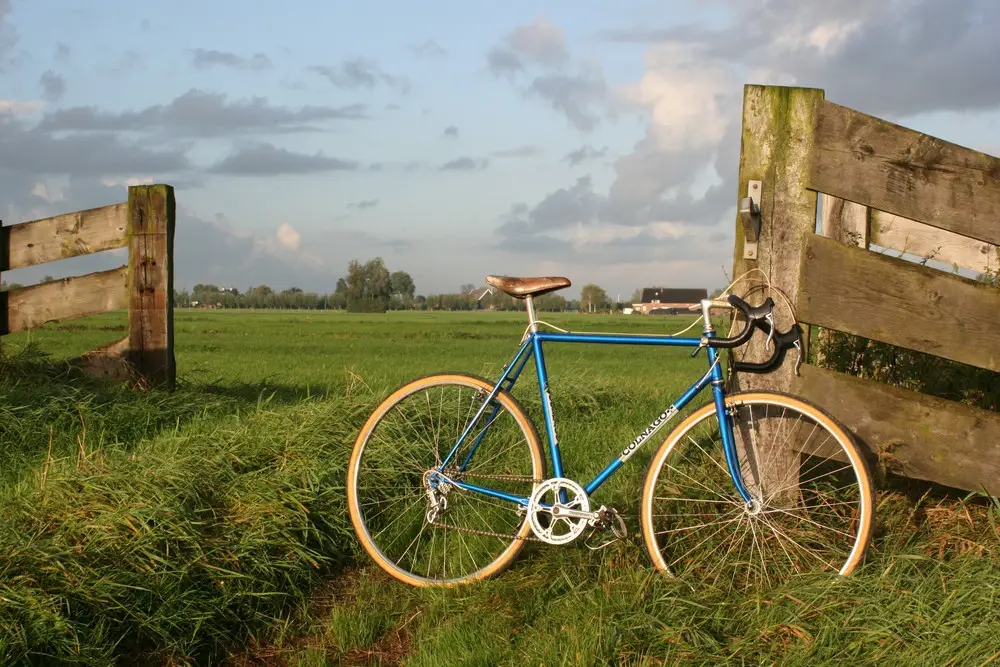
(527, 477, 592, 545)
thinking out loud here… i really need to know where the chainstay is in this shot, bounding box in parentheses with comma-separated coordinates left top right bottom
(430, 472, 539, 540)
(429, 518, 540, 541)
(440, 470, 542, 483)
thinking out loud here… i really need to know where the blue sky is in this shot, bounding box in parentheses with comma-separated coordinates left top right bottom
(2, 0, 998, 298)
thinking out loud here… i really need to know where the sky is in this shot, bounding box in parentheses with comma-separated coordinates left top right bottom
(2, 0, 999, 299)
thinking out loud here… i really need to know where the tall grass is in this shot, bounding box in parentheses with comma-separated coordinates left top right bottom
(3, 311, 999, 664)
(0, 347, 368, 663)
(260, 484, 1000, 666)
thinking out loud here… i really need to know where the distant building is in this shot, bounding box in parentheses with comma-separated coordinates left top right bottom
(632, 287, 708, 315)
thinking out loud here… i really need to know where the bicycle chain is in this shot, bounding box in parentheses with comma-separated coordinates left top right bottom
(429, 470, 540, 540)
(440, 470, 542, 483)
(429, 518, 539, 541)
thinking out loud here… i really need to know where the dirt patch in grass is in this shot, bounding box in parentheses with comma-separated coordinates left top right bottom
(227, 567, 418, 666)
(339, 618, 416, 666)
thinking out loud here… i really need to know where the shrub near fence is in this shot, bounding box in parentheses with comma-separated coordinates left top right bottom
(729, 84, 1000, 496)
(0, 184, 175, 387)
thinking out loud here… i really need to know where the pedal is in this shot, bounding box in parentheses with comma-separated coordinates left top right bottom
(584, 506, 628, 550)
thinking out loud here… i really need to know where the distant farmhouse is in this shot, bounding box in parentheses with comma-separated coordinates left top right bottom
(632, 287, 708, 315)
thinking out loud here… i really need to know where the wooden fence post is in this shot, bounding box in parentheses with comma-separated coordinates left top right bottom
(127, 184, 175, 388)
(730, 84, 825, 390)
(728, 85, 826, 497)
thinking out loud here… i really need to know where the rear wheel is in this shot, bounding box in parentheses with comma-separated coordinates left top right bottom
(640, 392, 874, 592)
(347, 373, 544, 587)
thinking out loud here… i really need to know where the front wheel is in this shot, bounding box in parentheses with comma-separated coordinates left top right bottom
(640, 392, 874, 592)
(347, 373, 544, 587)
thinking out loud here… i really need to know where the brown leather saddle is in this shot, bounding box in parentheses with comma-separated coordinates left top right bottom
(485, 275, 571, 299)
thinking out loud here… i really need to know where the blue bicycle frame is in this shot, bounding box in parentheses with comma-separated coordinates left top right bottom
(434, 326, 754, 507)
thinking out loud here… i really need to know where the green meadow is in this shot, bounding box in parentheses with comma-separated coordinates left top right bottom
(1, 310, 998, 665)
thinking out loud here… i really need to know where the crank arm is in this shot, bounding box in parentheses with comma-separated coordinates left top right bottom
(548, 505, 598, 521)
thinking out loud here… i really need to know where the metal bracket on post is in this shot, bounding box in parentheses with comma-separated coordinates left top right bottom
(740, 180, 762, 260)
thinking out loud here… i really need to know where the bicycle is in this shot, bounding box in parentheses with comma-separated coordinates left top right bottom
(347, 276, 875, 590)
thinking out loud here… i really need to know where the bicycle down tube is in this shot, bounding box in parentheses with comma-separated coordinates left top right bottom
(435, 328, 755, 506)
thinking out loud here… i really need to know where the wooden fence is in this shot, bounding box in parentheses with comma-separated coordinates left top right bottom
(0, 184, 175, 388)
(731, 84, 1000, 497)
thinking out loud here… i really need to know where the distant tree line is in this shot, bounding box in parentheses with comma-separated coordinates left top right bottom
(172, 257, 590, 313)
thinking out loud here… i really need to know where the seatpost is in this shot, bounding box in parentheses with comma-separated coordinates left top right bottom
(525, 295, 539, 333)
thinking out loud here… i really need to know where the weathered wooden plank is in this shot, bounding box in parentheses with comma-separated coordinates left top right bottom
(820, 194, 869, 248)
(809, 100, 1000, 246)
(797, 233, 1000, 372)
(0, 266, 128, 334)
(817, 195, 869, 366)
(1, 203, 127, 271)
(871, 210, 999, 273)
(793, 364, 1000, 496)
(127, 184, 175, 388)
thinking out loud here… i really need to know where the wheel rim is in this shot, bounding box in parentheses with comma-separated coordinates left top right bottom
(350, 376, 541, 585)
(643, 395, 872, 592)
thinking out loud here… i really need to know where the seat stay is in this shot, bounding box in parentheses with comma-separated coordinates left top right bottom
(437, 337, 534, 472)
(457, 342, 536, 472)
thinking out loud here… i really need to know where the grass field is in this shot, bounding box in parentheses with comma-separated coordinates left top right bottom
(2, 309, 999, 665)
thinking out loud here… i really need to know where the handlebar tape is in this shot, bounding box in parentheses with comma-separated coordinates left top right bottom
(705, 295, 776, 348)
(731, 319, 802, 373)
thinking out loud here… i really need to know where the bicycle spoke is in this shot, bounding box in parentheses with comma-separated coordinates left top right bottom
(646, 395, 872, 593)
(351, 376, 540, 585)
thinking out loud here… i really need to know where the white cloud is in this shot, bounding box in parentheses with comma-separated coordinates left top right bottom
(0, 99, 44, 116)
(31, 181, 64, 203)
(507, 14, 568, 66)
(806, 20, 863, 54)
(603, 42, 738, 217)
(620, 44, 733, 151)
(100, 176, 155, 188)
(564, 220, 689, 249)
(765, 16, 865, 56)
(275, 222, 302, 251)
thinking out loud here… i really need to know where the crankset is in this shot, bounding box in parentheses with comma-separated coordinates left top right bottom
(527, 478, 597, 544)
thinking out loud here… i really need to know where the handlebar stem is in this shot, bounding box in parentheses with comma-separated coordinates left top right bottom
(700, 299, 716, 335)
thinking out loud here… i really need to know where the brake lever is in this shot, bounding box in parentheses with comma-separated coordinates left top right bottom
(764, 311, 776, 352)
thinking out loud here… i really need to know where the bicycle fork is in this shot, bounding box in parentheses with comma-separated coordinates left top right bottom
(707, 346, 754, 506)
